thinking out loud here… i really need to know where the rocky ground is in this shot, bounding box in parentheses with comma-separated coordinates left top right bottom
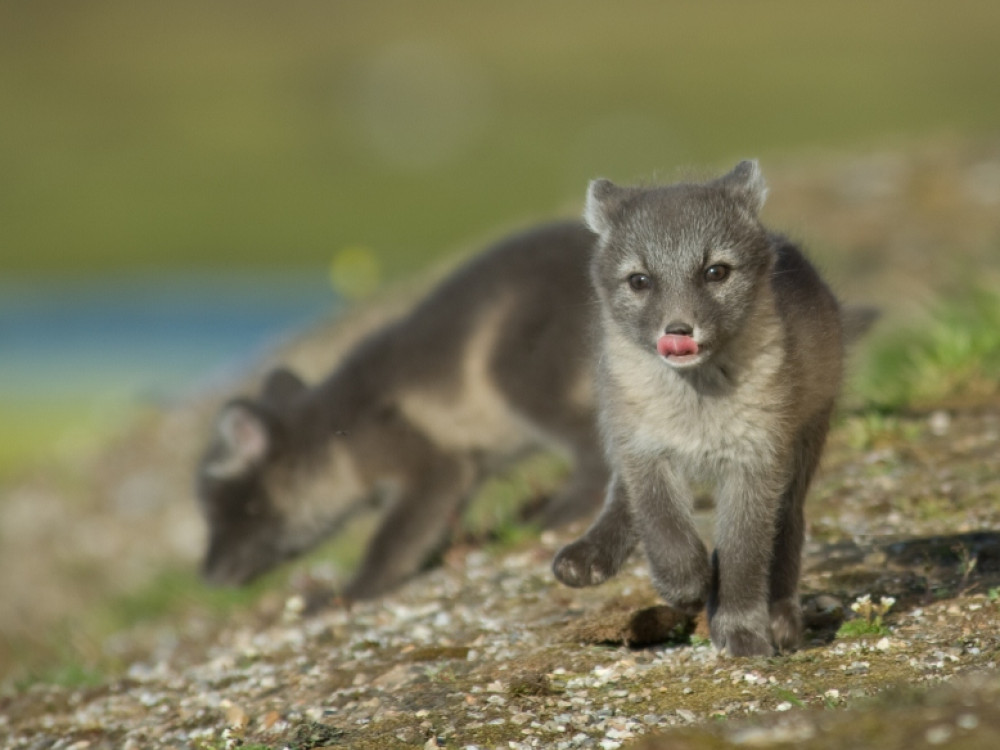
(3, 400, 1000, 749)
(2, 137, 1000, 748)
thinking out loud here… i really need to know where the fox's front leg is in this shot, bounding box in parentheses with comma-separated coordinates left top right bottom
(710, 463, 784, 657)
(628, 461, 712, 616)
(344, 452, 475, 601)
(552, 473, 637, 587)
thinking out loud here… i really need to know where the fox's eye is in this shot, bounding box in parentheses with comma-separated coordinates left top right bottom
(704, 264, 730, 282)
(627, 273, 651, 291)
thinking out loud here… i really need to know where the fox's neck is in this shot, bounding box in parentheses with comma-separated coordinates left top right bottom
(294, 325, 401, 445)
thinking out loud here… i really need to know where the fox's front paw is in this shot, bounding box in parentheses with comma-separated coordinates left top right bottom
(710, 608, 775, 657)
(552, 538, 619, 587)
(648, 557, 711, 618)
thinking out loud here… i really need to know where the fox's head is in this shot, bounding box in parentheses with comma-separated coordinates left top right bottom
(584, 161, 776, 371)
(196, 368, 361, 586)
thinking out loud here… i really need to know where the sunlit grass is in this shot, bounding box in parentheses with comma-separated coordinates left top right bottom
(0, 399, 132, 483)
(855, 286, 1000, 410)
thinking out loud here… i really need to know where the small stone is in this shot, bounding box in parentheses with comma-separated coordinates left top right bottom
(283, 594, 306, 622)
(957, 713, 979, 730)
(925, 725, 953, 745)
(224, 703, 249, 729)
(845, 661, 870, 675)
(260, 711, 282, 730)
(929, 410, 951, 436)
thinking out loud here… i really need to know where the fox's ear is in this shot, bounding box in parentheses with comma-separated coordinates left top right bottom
(204, 402, 271, 479)
(584, 178, 628, 238)
(260, 367, 307, 412)
(719, 160, 768, 215)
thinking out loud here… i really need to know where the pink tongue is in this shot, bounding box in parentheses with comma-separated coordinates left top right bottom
(657, 334, 699, 357)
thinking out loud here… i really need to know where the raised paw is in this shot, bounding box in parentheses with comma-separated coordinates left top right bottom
(552, 538, 619, 588)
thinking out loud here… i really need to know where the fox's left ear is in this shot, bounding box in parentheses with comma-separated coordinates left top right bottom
(718, 160, 768, 215)
(203, 402, 272, 480)
(584, 178, 631, 238)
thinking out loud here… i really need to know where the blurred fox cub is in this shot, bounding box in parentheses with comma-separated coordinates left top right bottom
(197, 222, 608, 599)
(553, 161, 872, 656)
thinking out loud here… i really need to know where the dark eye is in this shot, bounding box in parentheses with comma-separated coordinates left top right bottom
(704, 264, 730, 282)
(627, 273, 652, 291)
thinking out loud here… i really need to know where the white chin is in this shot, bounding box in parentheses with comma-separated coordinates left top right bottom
(661, 353, 704, 369)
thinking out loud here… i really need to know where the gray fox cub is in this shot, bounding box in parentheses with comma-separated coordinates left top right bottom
(197, 222, 608, 599)
(553, 161, 847, 656)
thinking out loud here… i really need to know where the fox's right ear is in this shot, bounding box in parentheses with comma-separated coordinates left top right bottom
(203, 402, 271, 480)
(718, 160, 768, 215)
(584, 178, 627, 238)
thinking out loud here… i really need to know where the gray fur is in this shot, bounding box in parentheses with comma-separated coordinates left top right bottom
(553, 161, 845, 656)
(197, 222, 609, 598)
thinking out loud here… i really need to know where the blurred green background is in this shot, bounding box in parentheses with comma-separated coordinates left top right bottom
(1, 0, 1000, 477)
(4, 0, 1000, 277)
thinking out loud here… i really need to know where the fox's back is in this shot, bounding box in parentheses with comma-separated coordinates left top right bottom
(769, 236, 844, 420)
(366, 221, 600, 461)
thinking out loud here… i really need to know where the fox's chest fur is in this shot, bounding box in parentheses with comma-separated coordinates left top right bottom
(598, 318, 790, 479)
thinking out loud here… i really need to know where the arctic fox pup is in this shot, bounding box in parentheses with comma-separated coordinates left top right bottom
(198, 222, 608, 599)
(553, 161, 845, 656)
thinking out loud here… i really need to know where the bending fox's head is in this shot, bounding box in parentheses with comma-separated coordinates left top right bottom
(196, 368, 362, 585)
(584, 161, 776, 370)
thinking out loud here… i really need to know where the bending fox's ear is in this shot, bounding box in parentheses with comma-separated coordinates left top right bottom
(584, 178, 629, 237)
(204, 402, 271, 480)
(719, 160, 768, 215)
(261, 367, 307, 412)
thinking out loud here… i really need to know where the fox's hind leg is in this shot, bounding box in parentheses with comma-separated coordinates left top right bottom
(768, 407, 833, 651)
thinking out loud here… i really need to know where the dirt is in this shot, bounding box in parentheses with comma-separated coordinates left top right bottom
(2, 137, 1000, 748)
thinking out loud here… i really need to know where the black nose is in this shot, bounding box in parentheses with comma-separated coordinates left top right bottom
(664, 321, 694, 336)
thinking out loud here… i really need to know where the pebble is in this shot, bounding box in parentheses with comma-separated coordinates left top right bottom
(957, 713, 980, 730)
(929, 410, 951, 436)
(925, 725, 954, 745)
